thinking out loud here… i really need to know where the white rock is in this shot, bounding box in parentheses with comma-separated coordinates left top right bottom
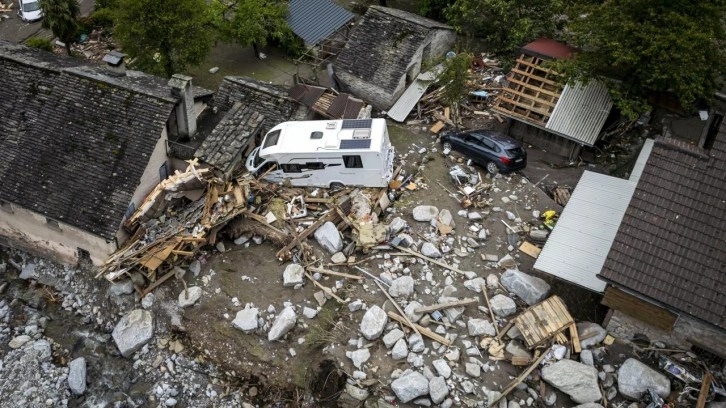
(331, 252, 347, 264)
(391, 338, 408, 359)
(486, 273, 500, 288)
(413, 205, 439, 222)
(388, 217, 408, 234)
(389, 276, 415, 297)
(345, 383, 370, 401)
(360, 305, 387, 340)
(188, 260, 201, 276)
(314, 221, 343, 253)
(348, 348, 370, 369)
(617, 358, 671, 399)
(464, 278, 486, 292)
(9, 335, 31, 349)
(233, 307, 259, 332)
(501, 269, 551, 305)
(383, 329, 405, 348)
(233, 234, 251, 245)
(465, 362, 481, 377)
(497, 254, 517, 269)
(348, 299, 363, 312)
(576, 322, 608, 348)
(68, 357, 86, 395)
(391, 371, 429, 403)
(282, 264, 305, 287)
(421, 242, 442, 258)
(268, 306, 297, 341)
(433, 359, 451, 378)
(177, 286, 202, 308)
(429, 376, 449, 404)
(438, 209, 455, 226)
(467, 212, 483, 221)
(489, 294, 517, 316)
(112, 309, 154, 357)
(541, 359, 602, 403)
(467, 319, 496, 337)
(408, 333, 424, 352)
(302, 307, 318, 319)
(404, 301, 424, 323)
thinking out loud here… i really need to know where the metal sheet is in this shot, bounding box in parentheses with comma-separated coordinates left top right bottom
(288, 0, 354, 45)
(545, 81, 613, 146)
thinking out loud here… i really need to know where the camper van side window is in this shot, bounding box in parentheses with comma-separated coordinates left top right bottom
(281, 163, 302, 173)
(343, 155, 363, 168)
(262, 130, 281, 149)
(306, 162, 325, 170)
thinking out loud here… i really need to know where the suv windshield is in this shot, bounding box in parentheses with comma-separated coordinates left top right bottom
(23, 1, 40, 11)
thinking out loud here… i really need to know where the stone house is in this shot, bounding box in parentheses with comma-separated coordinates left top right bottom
(0, 41, 211, 265)
(333, 6, 455, 111)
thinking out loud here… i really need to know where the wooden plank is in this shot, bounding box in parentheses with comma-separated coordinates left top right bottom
(506, 76, 561, 97)
(304, 271, 346, 303)
(496, 320, 515, 341)
(501, 86, 558, 107)
(496, 95, 554, 117)
(392, 245, 469, 275)
(415, 298, 479, 313)
(519, 241, 541, 259)
(376, 280, 421, 338)
(601, 287, 677, 331)
(141, 268, 177, 297)
(569, 323, 581, 353)
(276, 211, 338, 259)
(697, 371, 712, 408)
(171, 250, 195, 256)
(387, 311, 451, 346)
(482, 286, 500, 336)
(307, 266, 362, 281)
(430, 121, 445, 134)
(140, 242, 176, 272)
(489, 347, 551, 407)
(511, 356, 531, 366)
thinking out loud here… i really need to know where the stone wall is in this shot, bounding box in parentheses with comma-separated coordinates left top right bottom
(606, 309, 726, 358)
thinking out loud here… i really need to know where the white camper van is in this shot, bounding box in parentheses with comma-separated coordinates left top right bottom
(245, 118, 395, 188)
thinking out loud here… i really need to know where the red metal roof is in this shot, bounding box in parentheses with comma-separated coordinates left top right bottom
(522, 38, 575, 60)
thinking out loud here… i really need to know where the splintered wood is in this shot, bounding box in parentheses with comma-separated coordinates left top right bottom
(99, 159, 387, 295)
(498, 296, 577, 350)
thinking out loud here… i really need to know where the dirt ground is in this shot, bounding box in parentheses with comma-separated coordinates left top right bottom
(171, 120, 610, 406)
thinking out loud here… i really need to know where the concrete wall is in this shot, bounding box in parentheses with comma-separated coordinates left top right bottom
(0, 203, 116, 265)
(508, 120, 581, 158)
(606, 309, 726, 358)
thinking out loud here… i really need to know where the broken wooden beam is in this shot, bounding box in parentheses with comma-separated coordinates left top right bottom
(307, 266, 362, 281)
(304, 271, 346, 304)
(415, 298, 478, 313)
(392, 244, 469, 275)
(387, 311, 451, 346)
(489, 347, 551, 407)
(276, 211, 338, 259)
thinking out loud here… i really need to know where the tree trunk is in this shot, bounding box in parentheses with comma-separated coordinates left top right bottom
(252, 43, 261, 59)
(64, 41, 72, 56)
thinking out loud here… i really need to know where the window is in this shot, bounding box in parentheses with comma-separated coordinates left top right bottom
(310, 131, 323, 139)
(343, 155, 363, 168)
(306, 162, 325, 170)
(159, 162, 169, 181)
(77, 248, 91, 265)
(0, 200, 13, 214)
(46, 218, 61, 231)
(262, 130, 281, 149)
(281, 163, 302, 173)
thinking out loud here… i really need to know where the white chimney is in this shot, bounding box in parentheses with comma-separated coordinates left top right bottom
(168, 74, 197, 138)
(102, 50, 126, 76)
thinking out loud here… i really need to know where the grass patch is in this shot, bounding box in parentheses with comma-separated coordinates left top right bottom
(305, 302, 348, 348)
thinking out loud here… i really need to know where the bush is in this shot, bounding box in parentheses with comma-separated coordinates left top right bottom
(25, 37, 53, 52)
(95, 0, 118, 9)
(90, 8, 115, 28)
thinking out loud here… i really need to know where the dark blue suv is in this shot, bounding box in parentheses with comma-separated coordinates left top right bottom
(441, 129, 527, 174)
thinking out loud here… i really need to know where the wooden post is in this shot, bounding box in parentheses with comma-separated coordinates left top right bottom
(482, 285, 500, 336)
(697, 371, 712, 408)
(489, 347, 551, 407)
(569, 323, 581, 353)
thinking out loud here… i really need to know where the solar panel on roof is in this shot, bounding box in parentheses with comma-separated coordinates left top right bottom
(340, 139, 372, 149)
(341, 119, 372, 129)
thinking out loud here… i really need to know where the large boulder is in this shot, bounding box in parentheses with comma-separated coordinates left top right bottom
(314, 221, 343, 254)
(68, 357, 86, 395)
(617, 358, 671, 399)
(268, 306, 297, 341)
(389, 276, 414, 298)
(500, 269, 550, 305)
(541, 359, 601, 403)
(112, 309, 154, 357)
(489, 294, 517, 316)
(360, 305, 387, 340)
(413, 206, 439, 222)
(391, 371, 429, 403)
(282, 264, 305, 287)
(576, 322, 608, 349)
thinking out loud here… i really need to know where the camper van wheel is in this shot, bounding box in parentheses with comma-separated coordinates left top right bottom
(330, 182, 344, 190)
(486, 161, 500, 175)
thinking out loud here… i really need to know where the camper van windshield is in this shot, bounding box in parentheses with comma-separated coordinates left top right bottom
(253, 149, 265, 167)
(262, 130, 281, 149)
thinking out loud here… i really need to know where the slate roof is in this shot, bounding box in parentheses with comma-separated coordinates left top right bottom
(334, 6, 452, 96)
(194, 103, 265, 174)
(287, 0, 354, 45)
(599, 131, 726, 330)
(213, 76, 307, 133)
(0, 40, 179, 240)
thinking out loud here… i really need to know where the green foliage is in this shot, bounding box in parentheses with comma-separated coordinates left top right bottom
(444, 0, 564, 54)
(25, 37, 53, 52)
(114, 0, 214, 77)
(95, 0, 118, 9)
(437, 52, 474, 126)
(90, 8, 115, 28)
(41, 0, 81, 55)
(211, 0, 295, 57)
(558, 0, 726, 118)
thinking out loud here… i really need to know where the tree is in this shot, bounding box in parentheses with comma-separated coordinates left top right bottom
(437, 52, 474, 127)
(40, 0, 80, 55)
(558, 0, 726, 118)
(444, 0, 564, 54)
(419, 0, 455, 20)
(211, 0, 292, 59)
(114, 0, 214, 77)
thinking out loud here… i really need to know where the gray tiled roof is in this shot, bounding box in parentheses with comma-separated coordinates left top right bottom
(334, 6, 451, 96)
(214, 76, 307, 132)
(287, 0, 354, 45)
(599, 132, 726, 329)
(0, 40, 178, 240)
(194, 103, 265, 174)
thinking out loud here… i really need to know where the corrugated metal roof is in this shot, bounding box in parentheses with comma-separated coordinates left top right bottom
(387, 67, 441, 122)
(287, 0, 354, 46)
(534, 140, 653, 292)
(545, 81, 613, 146)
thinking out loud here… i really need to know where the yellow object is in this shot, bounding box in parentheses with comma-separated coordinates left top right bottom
(543, 210, 557, 221)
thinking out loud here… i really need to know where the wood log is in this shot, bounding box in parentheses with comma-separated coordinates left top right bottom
(387, 311, 451, 346)
(415, 298, 478, 313)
